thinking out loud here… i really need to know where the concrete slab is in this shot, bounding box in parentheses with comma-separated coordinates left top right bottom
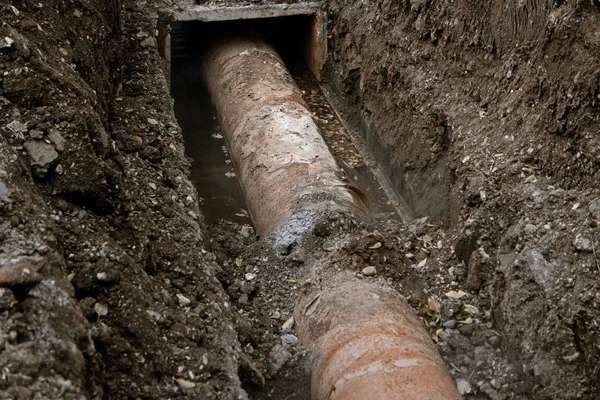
(174, 2, 322, 22)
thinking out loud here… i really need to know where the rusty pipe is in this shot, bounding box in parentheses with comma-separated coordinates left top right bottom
(203, 36, 458, 399)
(295, 270, 460, 399)
(204, 36, 366, 237)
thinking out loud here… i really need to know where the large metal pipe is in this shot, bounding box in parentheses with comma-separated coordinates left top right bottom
(295, 270, 460, 400)
(204, 36, 366, 237)
(203, 36, 458, 399)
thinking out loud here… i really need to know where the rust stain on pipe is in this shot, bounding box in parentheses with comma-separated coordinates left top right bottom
(295, 270, 460, 399)
(204, 37, 366, 237)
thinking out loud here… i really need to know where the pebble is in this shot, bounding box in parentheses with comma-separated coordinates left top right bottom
(0, 288, 17, 310)
(269, 344, 291, 374)
(23, 140, 59, 171)
(245, 272, 256, 281)
(589, 199, 600, 220)
(281, 334, 299, 346)
(47, 130, 66, 152)
(0, 37, 14, 49)
(443, 320, 458, 329)
(441, 298, 462, 320)
(29, 129, 44, 139)
(456, 378, 473, 395)
(362, 266, 377, 276)
(524, 224, 537, 235)
(282, 316, 295, 332)
(573, 234, 592, 252)
(176, 294, 191, 306)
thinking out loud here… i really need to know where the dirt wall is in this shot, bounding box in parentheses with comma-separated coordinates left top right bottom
(1, 1, 246, 398)
(324, 0, 600, 221)
(322, 0, 600, 398)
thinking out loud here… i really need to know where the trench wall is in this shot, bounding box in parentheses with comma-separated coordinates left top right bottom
(1, 0, 246, 398)
(321, 1, 600, 398)
(323, 0, 600, 223)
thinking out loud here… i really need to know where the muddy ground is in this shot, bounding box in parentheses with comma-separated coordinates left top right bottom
(1, 0, 599, 399)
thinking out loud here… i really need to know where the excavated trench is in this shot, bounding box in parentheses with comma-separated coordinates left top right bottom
(4, 1, 600, 399)
(169, 14, 458, 399)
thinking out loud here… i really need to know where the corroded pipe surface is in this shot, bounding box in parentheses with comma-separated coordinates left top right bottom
(295, 270, 460, 400)
(203, 36, 458, 399)
(204, 37, 366, 237)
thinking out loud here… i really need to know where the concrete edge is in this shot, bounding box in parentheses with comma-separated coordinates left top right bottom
(174, 2, 323, 22)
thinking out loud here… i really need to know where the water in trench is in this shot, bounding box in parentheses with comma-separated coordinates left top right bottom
(289, 67, 402, 222)
(171, 39, 250, 225)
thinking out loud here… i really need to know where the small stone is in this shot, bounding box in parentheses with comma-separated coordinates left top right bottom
(281, 334, 299, 346)
(176, 379, 196, 389)
(176, 293, 191, 306)
(24, 140, 59, 177)
(269, 344, 291, 374)
(29, 129, 44, 139)
(0, 182, 12, 203)
(524, 224, 537, 235)
(487, 335, 502, 349)
(443, 320, 458, 329)
(140, 37, 155, 48)
(573, 234, 593, 252)
(96, 272, 108, 281)
(0, 257, 44, 286)
(269, 310, 281, 319)
(245, 273, 256, 281)
(0, 288, 17, 310)
(19, 18, 41, 31)
(282, 316, 295, 332)
(0, 37, 14, 49)
(362, 266, 377, 276)
(456, 379, 472, 395)
(47, 130, 66, 152)
(441, 298, 462, 320)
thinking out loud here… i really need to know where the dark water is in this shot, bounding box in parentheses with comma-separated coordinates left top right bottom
(171, 51, 250, 225)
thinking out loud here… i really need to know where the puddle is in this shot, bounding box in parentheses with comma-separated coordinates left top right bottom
(171, 51, 250, 225)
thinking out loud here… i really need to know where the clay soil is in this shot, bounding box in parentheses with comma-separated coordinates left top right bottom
(1, 0, 599, 400)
